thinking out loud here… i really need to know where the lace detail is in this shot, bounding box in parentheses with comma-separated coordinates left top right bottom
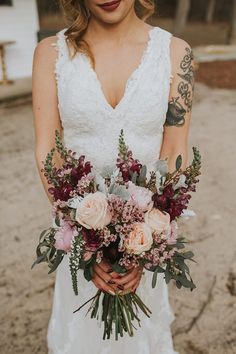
(48, 26, 178, 354)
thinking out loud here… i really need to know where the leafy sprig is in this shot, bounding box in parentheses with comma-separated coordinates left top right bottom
(118, 129, 129, 161)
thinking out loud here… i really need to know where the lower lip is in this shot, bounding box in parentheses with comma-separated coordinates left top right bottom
(99, 0, 121, 11)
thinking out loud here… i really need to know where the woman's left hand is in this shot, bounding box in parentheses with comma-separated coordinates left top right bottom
(114, 265, 144, 294)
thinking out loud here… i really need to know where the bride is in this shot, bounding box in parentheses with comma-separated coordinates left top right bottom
(32, 0, 194, 353)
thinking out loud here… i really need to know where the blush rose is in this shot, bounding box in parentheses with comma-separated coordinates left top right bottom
(144, 208, 170, 234)
(75, 191, 112, 229)
(124, 222, 153, 255)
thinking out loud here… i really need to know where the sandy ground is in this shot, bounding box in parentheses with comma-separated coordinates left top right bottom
(0, 82, 236, 354)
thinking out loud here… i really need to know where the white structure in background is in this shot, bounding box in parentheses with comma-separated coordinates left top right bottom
(0, 0, 39, 79)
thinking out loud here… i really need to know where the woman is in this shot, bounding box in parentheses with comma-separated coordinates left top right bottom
(32, 0, 194, 353)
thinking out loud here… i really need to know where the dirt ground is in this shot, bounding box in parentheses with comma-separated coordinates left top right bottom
(196, 60, 236, 90)
(0, 81, 236, 354)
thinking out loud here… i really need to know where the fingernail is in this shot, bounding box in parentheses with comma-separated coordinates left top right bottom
(108, 290, 115, 295)
(117, 285, 124, 290)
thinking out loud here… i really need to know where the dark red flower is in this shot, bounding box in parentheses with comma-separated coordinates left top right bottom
(49, 182, 73, 201)
(152, 185, 191, 221)
(81, 228, 103, 252)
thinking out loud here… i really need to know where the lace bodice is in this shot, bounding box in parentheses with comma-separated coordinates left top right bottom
(52, 26, 172, 172)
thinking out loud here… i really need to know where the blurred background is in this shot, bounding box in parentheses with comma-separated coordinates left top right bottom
(0, 1, 236, 353)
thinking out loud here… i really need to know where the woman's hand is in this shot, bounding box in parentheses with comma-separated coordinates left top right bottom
(113, 265, 144, 294)
(91, 259, 121, 294)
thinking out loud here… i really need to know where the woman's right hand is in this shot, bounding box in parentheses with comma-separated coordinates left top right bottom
(91, 260, 120, 294)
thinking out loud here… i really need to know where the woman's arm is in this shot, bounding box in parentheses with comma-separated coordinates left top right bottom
(159, 37, 195, 171)
(32, 36, 63, 203)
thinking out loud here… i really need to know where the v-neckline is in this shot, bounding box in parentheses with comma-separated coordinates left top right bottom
(85, 26, 157, 113)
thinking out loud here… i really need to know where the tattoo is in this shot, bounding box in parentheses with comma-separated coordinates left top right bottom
(165, 47, 194, 127)
(166, 97, 186, 127)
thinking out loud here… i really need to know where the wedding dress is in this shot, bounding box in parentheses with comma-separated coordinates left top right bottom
(47, 25, 178, 354)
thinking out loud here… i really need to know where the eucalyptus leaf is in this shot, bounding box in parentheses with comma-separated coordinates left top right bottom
(94, 173, 108, 195)
(131, 171, 138, 184)
(55, 216, 60, 227)
(164, 269, 172, 284)
(112, 262, 127, 274)
(138, 165, 147, 185)
(48, 251, 64, 274)
(152, 268, 158, 288)
(84, 266, 93, 282)
(109, 183, 130, 201)
(31, 253, 47, 269)
(182, 251, 194, 259)
(175, 155, 182, 170)
(177, 274, 196, 289)
(153, 159, 168, 176)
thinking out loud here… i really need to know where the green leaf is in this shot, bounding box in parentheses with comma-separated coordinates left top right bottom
(84, 265, 93, 282)
(31, 253, 47, 269)
(138, 165, 147, 185)
(177, 274, 196, 289)
(152, 268, 158, 288)
(165, 269, 172, 284)
(112, 262, 127, 274)
(48, 251, 64, 274)
(131, 171, 138, 184)
(182, 251, 194, 259)
(55, 216, 60, 227)
(176, 280, 182, 289)
(175, 154, 182, 170)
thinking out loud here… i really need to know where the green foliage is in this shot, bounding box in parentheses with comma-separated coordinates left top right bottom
(69, 233, 84, 296)
(118, 129, 129, 161)
(175, 154, 182, 170)
(31, 228, 65, 274)
(151, 237, 196, 291)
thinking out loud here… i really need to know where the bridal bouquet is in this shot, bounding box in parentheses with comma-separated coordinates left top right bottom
(32, 129, 201, 340)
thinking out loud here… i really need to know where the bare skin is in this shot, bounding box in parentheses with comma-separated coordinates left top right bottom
(32, 0, 193, 295)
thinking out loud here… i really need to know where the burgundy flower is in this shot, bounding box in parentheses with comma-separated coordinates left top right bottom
(152, 185, 191, 221)
(81, 228, 103, 252)
(116, 155, 142, 182)
(49, 182, 73, 202)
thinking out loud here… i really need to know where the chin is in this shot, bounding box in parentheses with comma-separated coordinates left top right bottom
(90, 0, 132, 24)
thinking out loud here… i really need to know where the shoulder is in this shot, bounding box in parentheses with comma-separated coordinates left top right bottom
(33, 35, 58, 64)
(169, 36, 194, 73)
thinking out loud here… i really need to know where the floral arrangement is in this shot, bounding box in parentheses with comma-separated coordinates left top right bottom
(32, 129, 201, 340)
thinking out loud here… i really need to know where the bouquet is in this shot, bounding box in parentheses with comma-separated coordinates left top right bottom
(32, 129, 201, 340)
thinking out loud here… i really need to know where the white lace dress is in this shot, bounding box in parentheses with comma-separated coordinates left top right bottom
(47, 26, 178, 354)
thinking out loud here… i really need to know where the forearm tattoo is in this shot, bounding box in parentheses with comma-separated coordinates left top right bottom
(165, 47, 194, 127)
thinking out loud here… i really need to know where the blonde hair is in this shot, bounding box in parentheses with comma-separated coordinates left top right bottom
(59, 0, 155, 68)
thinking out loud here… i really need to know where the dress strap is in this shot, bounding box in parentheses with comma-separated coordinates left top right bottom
(151, 27, 173, 85)
(51, 28, 69, 83)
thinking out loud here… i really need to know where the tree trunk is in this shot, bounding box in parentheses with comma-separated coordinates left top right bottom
(173, 0, 191, 35)
(206, 0, 216, 23)
(228, 0, 236, 44)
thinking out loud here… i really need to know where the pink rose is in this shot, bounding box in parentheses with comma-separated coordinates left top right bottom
(144, 208, 170, 234)
(124, 222, 153, 255)
(127, 181, 153, 211)
(75, 191, 112, 229)
(54, 221, 77, 252)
